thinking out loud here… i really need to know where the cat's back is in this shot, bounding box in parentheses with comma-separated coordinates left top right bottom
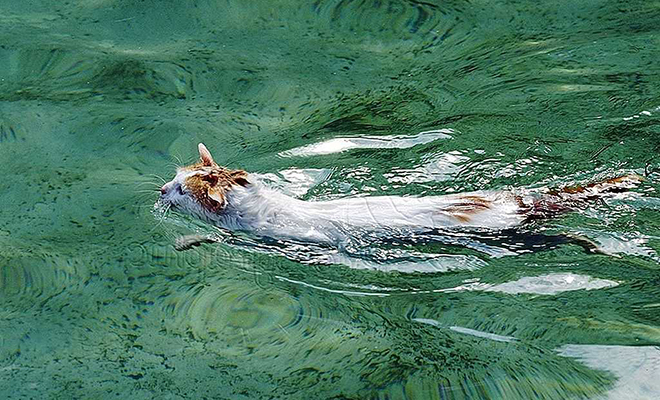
(304, 190, 526, 230)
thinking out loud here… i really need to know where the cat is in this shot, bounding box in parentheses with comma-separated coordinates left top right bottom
(157, 143, 642, 253)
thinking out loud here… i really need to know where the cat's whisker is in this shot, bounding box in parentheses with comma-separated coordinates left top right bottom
(132, 203, 159, 208)
(148, 203, 171, 234)
(144, 173, 167, 184)
(135, 189, 161, 195)
(165, 160, 184, 171)
(135, 181, 162, 188)
(171, 153, 185, 168)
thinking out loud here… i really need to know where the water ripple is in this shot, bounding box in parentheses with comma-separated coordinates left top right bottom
(0, 244, 91, 302)
(311, 0, 453, 36)
(161, 279, 304, 343)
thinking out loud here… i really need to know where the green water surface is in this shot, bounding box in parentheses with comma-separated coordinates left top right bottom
(1, 1, 660, 399)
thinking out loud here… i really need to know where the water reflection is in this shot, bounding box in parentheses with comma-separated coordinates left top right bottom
(413, 318, 518, 343)
(485, 273, 619, 295)
(254, 168, 333, 197)
(385, 150, 469, 184)
(278, 129, 452, 157)
(559, 345, 660, 399)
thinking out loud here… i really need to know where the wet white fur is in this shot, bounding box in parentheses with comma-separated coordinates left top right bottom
(160, 170, 527, 245)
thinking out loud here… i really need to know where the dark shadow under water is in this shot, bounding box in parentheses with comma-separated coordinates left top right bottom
(168, 210, 602, 274)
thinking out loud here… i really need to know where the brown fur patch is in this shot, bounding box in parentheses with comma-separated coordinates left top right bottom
(181, 162, 207, 172)
(460, 195, 492, 206)
(184, 167, 249, 212)
(452, 213, 472, 223)
(442, 196, 491, 214)
(438, 195, 491, 222)
(514, 195, 528, 210)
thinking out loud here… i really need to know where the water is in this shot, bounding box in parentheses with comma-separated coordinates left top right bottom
(1, 0, 660, 398)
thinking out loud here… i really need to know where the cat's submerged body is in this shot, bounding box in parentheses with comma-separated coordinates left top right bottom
(157, 143, 641, 249)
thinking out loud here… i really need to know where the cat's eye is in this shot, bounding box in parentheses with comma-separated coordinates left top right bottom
(176, 184, 184, 195)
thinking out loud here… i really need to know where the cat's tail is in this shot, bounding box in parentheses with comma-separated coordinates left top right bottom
(554, 174, 644, 197)
(525, 174, 644, 220)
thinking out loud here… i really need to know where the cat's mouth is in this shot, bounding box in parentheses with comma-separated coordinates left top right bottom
(155, 184, 181, 209)
(155, 194, 173, 209)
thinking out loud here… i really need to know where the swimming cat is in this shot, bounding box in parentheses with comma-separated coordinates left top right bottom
(157, 143, 641, 252)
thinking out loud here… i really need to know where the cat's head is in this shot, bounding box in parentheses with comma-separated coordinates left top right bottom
(158, 143, 249, 219)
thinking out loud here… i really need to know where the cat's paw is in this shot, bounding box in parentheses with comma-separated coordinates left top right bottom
(174, 234, 216, 251)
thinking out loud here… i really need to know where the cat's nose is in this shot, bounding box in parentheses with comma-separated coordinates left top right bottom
(160, 182, 172, 195)
(160, 182, 181, 195)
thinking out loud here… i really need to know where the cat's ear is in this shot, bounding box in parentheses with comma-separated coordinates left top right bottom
(198, 143, 215, 166)
(233, 176, 249, 187)
(230, 171, 250, 187)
